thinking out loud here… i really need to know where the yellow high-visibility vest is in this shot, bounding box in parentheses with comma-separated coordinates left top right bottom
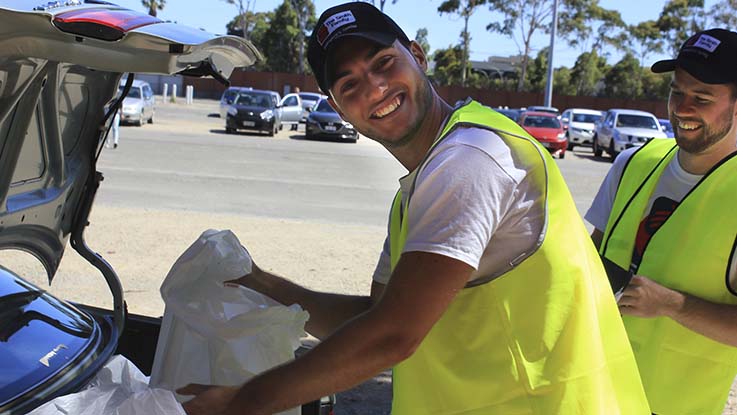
(601, 138, 737, 414)
(389, 100, 649, 414)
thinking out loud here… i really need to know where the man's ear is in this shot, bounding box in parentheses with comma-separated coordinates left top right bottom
(409, 40, 428, 72)
(327, 96, 346, 118)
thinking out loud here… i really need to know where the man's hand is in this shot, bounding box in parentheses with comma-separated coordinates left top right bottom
(618, 275, 683, 318)
(178, 384, 239, 415)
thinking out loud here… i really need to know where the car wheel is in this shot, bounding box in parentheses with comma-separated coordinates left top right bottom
(225, 127, 235, 134)
(608, 140, 618, 162)
(566, 133, 574, 151)
(559, 151, 565, 159)
(148, 111, 154, 124)
(268, 123, 275, 137)
(136, 111, 144, 126)
(593, 135, 602, 157)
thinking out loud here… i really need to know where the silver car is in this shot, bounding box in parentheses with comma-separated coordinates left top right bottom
(561, 108, 603, 150)
(119, 79, 155, 126)
(593, 109, 668, 161)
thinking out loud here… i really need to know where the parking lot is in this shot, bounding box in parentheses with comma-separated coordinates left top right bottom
(4, 97, 735, 414)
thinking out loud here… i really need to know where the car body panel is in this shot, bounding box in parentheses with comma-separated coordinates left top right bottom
(118, 79, 155, 125)
(594, 109, 667, 158)
(279, 93, 303, 126)
(298, 92, 326, 121)
(518, 111, 567, 157)
(225, 89, 281, 135)
(658, 118, 675, 138)
(561, 108, 603, 147)
(305, 99, 358, 142)
(0, 2, 260, 412)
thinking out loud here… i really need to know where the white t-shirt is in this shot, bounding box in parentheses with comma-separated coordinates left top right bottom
(372, 126, 545, 285)
(585, 147, 737, 288)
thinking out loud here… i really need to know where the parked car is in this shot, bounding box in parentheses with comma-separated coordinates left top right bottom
(118, 79, 155, 126)
(560, 108, 604, 150)
(494, 108, 522, 122)
(305, 98, 359, 143)
(659, 118, 675, 138)
(0, 2, 333, 414)
(593, 109, 668, 161)
(526, 105, 560, 116)
(518, 111, 567, 159)
(279, 92, 304, 129)
(298, 92, 326, 121)
(225, 89, 283, 136)
(219, 86, 256, 118)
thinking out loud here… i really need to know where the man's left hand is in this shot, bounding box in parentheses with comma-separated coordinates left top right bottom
(178, 384, 239, 415)
(618, 275, 683, 318)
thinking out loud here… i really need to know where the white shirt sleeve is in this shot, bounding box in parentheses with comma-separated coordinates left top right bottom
(584, 148, 638, 232)
(402, 143, 518, 270)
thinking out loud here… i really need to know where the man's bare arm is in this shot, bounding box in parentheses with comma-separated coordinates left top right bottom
(234, 265, 380, 340)
(183, 251, 473, 415)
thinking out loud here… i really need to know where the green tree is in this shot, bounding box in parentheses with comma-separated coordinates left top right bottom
(486, 0, 554, 91)
(224, 0, 257, 39)
(432, 45, 466, 86)
(603, 53, 642, 99)
(569, 50, 608, 96)
(706, 0, 737, 28)
(226, 11, 273, 70)
(657, 0, 706, 55)
(553, 67, 576, 96)
(438, 0, 487, 87)
(260, 1, 301, 72)
(415, 28, 430, 56)
(558, 0, 627, 57)
(526, 47, 549, 93)
(141, 0, 164, 17)
(290, 0, 316, 74)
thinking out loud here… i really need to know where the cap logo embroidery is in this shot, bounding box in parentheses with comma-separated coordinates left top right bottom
(693, 34, 721, 53)
(317, 10, 356, 47)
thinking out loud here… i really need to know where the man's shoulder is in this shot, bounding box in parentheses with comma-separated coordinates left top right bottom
(440, 126, 506, 155)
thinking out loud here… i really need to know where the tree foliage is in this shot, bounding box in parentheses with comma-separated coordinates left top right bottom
(141, 0, 164, 17)
(656, 0, 705, 55)
(360, 0, 398, 12)
(603, 53, 642, 99)
(415, 28, 431, 56)
(707, 0, 737, 27)
(432, 45, 467, 86)
(486, 0, 554, 91)
(438, 0, 487, 87)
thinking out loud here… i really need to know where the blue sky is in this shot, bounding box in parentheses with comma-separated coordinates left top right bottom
(112, 0, 720, 68)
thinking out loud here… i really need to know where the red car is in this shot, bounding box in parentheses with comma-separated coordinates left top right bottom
(518, 111, 568, 159)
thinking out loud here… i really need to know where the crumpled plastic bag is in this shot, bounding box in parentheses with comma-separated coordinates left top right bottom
(149, 229, 309, 414)
(28, 355, 184, 415)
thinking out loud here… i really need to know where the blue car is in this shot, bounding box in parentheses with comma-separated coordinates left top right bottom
(659, 119, 675, 138)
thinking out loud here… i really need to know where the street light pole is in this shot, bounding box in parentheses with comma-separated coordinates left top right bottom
(544, 0, 559, 107)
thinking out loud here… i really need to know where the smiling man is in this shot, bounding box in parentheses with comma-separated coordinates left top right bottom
(179, 3, 649, 414)
(587, 28, 737, 415)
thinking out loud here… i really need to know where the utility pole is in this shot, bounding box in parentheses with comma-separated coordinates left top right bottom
(543, 0, 558, 107)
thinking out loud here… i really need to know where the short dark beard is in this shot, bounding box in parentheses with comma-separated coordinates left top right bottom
(374, 72, 435, 149)
(672, 103, 734, 154)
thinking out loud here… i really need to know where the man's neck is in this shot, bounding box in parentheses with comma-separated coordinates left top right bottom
(678, 133, 737, 175)
(392, 93, 453, 172)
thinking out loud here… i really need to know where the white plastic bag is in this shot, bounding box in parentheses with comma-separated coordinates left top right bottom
(28, 355, 185, 415)
(149, 229, 309, 415)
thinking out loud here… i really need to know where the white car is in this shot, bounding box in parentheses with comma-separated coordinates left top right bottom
(560, 108, 603, 150)
(118, 79, 155, 126)
(593, 109, 668, 161)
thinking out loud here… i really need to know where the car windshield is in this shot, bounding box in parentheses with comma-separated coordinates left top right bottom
(119, 87, 141, 99)
(235, 93, 274, 108)
(299, 93, 321, 102)
(572, 113, 601, 123)
(617, 114, 658, 129)
(661, 121, 673, 133)
(523, 116, 560, 129)
(315, 100, 336, 113)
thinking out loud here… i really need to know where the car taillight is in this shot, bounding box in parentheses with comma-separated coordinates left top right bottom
(53, 8, 162, 41)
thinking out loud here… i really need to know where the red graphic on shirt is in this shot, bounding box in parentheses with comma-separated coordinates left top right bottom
(632, 196, 679, 271)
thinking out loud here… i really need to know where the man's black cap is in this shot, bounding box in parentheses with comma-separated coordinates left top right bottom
(307, 2, 410, 94)
(651, 28, 737, 84)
